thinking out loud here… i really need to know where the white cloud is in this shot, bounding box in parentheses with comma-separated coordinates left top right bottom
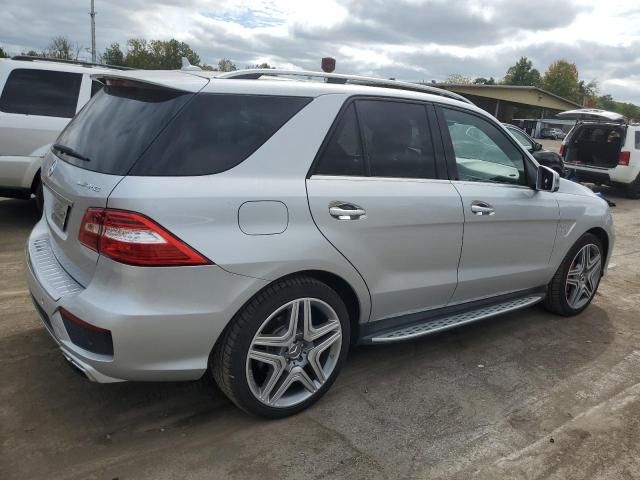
(2, 0, 640, 103)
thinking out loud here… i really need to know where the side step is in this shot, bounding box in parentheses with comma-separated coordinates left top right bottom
(369, 295, 544, 343)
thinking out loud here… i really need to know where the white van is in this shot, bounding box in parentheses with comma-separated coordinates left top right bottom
(559, 108, 640, 198)
(0, 56, 129, 209)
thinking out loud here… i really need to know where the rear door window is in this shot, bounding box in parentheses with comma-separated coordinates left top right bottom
(314, 104, 366, 176)
(357, 100, 436, 179)
(132, 94, 311, 176)
(0, 68, 82, 118)
(314, 99, 437, 179)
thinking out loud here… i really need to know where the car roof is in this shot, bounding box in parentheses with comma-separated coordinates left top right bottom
(0, 57, 126, 75)
(90, 68, 491, 117)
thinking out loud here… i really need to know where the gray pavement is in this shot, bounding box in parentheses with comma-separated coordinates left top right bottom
(1, 191, 639, 480)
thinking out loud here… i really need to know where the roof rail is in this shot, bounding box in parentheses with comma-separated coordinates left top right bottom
(217, 69, 473, 104)
(10, 55, 134, 71)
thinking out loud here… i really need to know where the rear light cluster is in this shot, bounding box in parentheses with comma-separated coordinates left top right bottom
(79, 208, 211, 267)
(618, 151, 631, 166)
(559, 144, 565, 157)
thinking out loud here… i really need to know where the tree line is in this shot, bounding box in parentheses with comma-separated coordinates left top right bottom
(1, 39, 637, 118)
(445, 56, 640, 120)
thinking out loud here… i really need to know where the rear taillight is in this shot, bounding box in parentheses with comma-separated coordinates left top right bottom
(559, 144, 565, 156)
(618, 151, 630, 166)
(78, 208, 211, 267)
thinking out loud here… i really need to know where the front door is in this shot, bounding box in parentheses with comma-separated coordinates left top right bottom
(307, 99, 464, 321)
(437, 106, 559, 304)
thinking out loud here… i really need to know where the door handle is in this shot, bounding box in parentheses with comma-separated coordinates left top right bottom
(470, 201, 495, 216)
(329, 203, 366, 220)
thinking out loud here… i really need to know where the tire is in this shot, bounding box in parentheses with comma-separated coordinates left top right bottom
(543, 233, 604, 316)
(626, 175, 640, 199)
(211, 276, 350, 418)
(34, 179, 44, 213)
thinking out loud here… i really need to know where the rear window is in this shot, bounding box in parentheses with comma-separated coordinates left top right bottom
(55, 82, 193, 175)
(635, 131, 640, 150)
(131, 94, 312, 176)
(0, 68, 82, 118)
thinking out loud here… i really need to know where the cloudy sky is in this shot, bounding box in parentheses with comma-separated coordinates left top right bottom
(2, 0, 640, 103)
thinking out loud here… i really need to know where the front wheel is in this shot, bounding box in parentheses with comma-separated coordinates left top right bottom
(543, 233, 603, 316)
(211, 276, 350, 418)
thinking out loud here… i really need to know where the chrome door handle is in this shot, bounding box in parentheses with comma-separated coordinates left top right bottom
(329, 203, 366, 220)
(470, 201, 495, 216)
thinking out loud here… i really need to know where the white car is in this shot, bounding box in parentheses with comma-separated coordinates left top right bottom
(0, 56, 130, 209)
(559, 108, 640, 198)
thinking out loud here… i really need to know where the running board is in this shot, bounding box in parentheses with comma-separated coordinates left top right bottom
(368, 295, 544, 344)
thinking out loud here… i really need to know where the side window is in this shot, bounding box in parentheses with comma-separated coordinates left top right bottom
(442, 108, 526, 185)
(357, 100, 436, 179)
(635, 131, 640, 150)
(0, 69, 82, 118)
(507, 127, 533, 150)
(90, 80, 104, 97)
(132, 94, 311, 176)
(315, 104, 366, 176)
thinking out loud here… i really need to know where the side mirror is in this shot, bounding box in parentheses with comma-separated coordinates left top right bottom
(533, 142, 543, 152)
(536, 165, 560, 192)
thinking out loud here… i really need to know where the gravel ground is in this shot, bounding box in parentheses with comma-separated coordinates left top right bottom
(1, 188, 640, 480)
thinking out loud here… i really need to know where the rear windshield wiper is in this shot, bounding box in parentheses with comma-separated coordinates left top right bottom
(52, 143, 91, 162)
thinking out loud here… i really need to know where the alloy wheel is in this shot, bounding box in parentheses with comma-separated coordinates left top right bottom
(565, 243, 602, 310)
(245, 298, 343, 408)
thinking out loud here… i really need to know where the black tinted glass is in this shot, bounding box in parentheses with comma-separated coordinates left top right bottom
(90, 80, 103, 97)
(357, 100, 436, 179)
(55, 83, 192, 175)
(0, 69, 82, 118)
(315, 104, 365, 176)
(132, 94, 311, 176)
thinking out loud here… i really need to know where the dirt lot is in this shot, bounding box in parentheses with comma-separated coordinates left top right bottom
(2, 186, 640, 480)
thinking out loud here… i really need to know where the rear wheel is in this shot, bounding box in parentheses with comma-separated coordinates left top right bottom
(543, 233, 603, 316)
(626, 174, 640, 199)
(211, 276, 350, 418)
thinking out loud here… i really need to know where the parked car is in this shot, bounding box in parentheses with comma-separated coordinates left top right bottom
(558, 108, 640, 198)
(0, 56, 129, 210)
(503, 123, 565, 175)
(26, 69, 614, 418)
(540, 127, 566, 140)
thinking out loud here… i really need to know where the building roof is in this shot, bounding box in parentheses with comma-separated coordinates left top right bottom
(431, 84, 583, 111)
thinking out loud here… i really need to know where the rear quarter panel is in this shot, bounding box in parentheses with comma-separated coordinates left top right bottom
(107, 93, 372, 324)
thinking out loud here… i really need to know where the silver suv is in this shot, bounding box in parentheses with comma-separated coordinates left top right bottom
(26, 69, 614, 417)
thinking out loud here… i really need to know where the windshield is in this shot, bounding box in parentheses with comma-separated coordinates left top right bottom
(55, 82, 193, 175)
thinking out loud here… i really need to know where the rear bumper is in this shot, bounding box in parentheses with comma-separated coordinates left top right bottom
(565, 163, 640, 185)
(26, 218, 269, 383)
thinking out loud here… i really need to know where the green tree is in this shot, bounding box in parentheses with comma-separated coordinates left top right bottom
(541, 60, 580, 102)
(101, 42, 125, 66)
(579, 79, 599, 107)
(22, 50, 42, 56)
(247, 62, 273, 69)
(473, 76, 496, 85)
(445, 73, 471, 84)
(503, 57, 540, 86)
(46, 36, 78, 60)
(122, 38, 201, 69)
(218, 58, 237, 72)
(0, 47, 8, 58)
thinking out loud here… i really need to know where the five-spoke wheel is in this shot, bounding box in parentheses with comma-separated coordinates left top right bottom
(246, 298, 343, 408)
(212, 276, 349, 418)
(544, 233, 604, 316)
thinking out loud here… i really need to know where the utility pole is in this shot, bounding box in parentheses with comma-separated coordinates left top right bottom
(89, 0, 96, 63)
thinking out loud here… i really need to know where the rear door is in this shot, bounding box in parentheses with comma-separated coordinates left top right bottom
(307, 98, 464, 321)
(41, 77, 204, 286)
(437, 105, 559, 303)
